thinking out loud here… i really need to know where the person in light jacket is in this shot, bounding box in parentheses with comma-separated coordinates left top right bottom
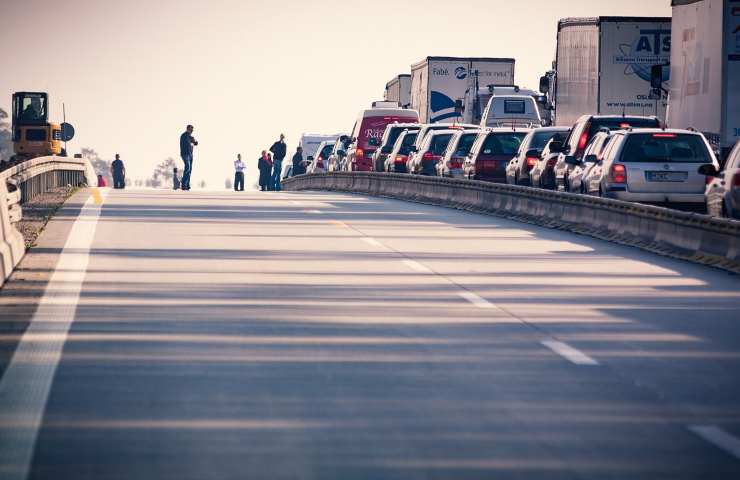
(234, 154, 245, 191)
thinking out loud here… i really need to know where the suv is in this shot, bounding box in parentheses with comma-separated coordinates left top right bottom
(407, 129, 456, 175)
(506, 127, 569, 186)
(384, 130, 418, 173)
(371, 123, 420, 172)
(437, 129, 481, 178)
(464, 128, 530, 182)
(345, 107, 419, 171)
(592, 129, 719, 209)
(702, 140, 740, 219)
(553, 115, 661, 191)
(406, 123, 478, 172)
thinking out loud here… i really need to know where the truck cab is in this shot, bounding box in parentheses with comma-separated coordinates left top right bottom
(11, 92, 62, 160)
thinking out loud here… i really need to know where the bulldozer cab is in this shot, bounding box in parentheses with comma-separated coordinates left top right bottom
(10, 92, 61, 159)
(12, 92, 49, 129)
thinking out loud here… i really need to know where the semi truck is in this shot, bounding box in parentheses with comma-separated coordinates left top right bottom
(410, 56, 515, 124)
(666, 0, 739, 160)
(384, 74, 411, 108)
(541, 17, 672, 127)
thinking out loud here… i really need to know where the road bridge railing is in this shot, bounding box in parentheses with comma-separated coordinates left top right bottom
(283, 172, 740, 273)
(0, 155, 96, 287)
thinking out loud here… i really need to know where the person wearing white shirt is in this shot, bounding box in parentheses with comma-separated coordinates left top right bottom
(234, 154, 245, 191)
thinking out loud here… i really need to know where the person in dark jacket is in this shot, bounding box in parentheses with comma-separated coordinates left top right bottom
(111, 154, 126, 189)
(291, 146, 306, 176)
(258, 150, 272, 191)
(269, 134, 287, 191)
(179, 124, 198, 191)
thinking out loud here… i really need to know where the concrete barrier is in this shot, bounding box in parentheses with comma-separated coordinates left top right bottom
(0, 155, 95, 288)
(283, 172, 740, 273)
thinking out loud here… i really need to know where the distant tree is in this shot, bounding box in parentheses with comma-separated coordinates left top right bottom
(225, 178, 232, 190)
(82, 148, 113, 186)
(0, 108, 13, 163)
(149, 157, 177, 188)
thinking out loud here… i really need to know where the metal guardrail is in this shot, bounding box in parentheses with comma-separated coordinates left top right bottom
(1, 155, 96, 287)
(283, 172, 740, 273)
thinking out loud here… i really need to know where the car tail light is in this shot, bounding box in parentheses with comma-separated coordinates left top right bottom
(356, 148, 364, 159)
(547, 158, 557, 167)
(705, 174, 714, 185)
(526, 156, 538, 169)
(448, 156, 464, 169)
(317, 156, 324, 168)
(395, 155, 406, 164)
(611, 164, 627, 183)
(652, 133, 677, 138)
(619, 123, 631, 129)
(578, 129, 589, 151)
(422, 152, 434, 161)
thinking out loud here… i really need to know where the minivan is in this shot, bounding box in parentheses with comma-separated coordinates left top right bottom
(346, 108, 420, 171)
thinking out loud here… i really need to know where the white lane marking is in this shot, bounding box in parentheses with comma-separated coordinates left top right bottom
(541, 340, 600, 366)
(401, 259, 433, 274)
(290, 200, 303, 206)
(304, 209, 322, 214)
(361, 237, 384, 248)
(458, 291, 496, 309)
(689, 425, 740, 460)
(0, 190, 107, 480)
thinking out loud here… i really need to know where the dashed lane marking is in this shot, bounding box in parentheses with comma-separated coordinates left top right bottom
(401, 259, 433, 273)
(458, 291, 497, 309)
(361, 237, 384, 248)
(541, 340, 600, 366)
(304, 209, 322, 214)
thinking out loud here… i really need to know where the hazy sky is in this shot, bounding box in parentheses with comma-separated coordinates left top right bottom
(1, 0, 671, 188)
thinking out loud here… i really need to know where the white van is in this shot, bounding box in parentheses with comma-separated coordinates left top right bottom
(298, 133, 343, 163)
(480, 94, 542, 129)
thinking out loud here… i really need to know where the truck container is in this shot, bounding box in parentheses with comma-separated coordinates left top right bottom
(542, 17, 672, 127)
(384, 74, 411, 108)
(410, 57, 515, 124)
(667, 0, 739, 160)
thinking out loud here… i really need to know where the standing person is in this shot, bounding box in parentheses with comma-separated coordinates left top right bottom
(179, 124, 198, 191)
(111, 154, 126, 189)
(292, 146, 306, 176)
(234, 154, 245, 191)
(258, 150, 272, 191)
(173, 167, 180, 190)
(269, 134, 287, 191)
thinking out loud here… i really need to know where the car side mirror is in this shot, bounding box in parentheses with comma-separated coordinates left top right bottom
(584, 154, 598, 163)
(525, 149, 539, 158)
(564, 155, 579, 166)
(698, 164, 719, 176)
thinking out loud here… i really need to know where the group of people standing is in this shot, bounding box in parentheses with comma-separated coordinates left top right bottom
(257, 134, 288, 191)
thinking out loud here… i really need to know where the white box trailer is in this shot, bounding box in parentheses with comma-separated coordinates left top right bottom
(384, 74, 411, 108)
(550, 17, 671, 127)
(668, 0, 740, 160)
(410, 57, 515, 123)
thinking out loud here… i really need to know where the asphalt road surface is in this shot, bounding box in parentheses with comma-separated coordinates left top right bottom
(1, 188, 740, 480)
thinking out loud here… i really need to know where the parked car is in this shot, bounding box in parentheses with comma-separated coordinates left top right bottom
(407, 129, 456, 175)
(345, 107, 419, 171)
(406, 123, 478, 173)
(371, 123, 420, 171)
(437, 129, 481, 178)
(464, 128, 530, 182)
(553, 115, 662, 191)
(568, 131, 615, 193)
(587, 128, 719, 210)
(702, 141, 740, 219)
(384, 130, 419, 173)
(506, 127, 569, 186)
(529, 133, 568, 189)
(306, 141, 335, 174)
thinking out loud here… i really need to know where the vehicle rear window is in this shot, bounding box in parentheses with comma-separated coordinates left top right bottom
(399, 133, 418, 155)
(429, 134, 453, 155)
(481, 132, 527, 156)
(504, 100, 526, 114)
(531, 130, 568, 150)
(620, 134, 712, 163)
(382, 126, 418, 153)
(454, 133, 477, 157)
(589, 117, 660, 137)
(319, 144, 333, 159)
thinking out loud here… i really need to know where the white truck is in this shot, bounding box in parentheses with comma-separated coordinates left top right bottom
(410, 56, 515, 124)
(541, 17, 672, 127)
(384, 74, 411, 108)
(667, 0, 740, 160)
(462, 84, 550, 126)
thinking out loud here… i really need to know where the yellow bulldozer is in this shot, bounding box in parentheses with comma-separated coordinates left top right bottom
(10, 91, 73, 163)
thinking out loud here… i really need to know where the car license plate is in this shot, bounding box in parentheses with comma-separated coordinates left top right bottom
(647, 171, 688, 182)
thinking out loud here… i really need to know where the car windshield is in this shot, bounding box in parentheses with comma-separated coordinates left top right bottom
(531, 130, 568, 150)
(429, 134, 453, 155)
(621, 134, 712, 163)
(590, 117, 660, 136)
(481, 132, 527, 156)
(398, 133, 418, 155)
(454, 133, 477, 156)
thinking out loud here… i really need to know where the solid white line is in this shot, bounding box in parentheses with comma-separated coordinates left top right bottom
(304, 209, 322, 214)
(0, 190, 107, 479)
(458, 291, 496, 309)
(541, 340, 599, 366)
(361, 237, 383, 248)
(401, 259, 433, 274)
(689, 425, 740, 460)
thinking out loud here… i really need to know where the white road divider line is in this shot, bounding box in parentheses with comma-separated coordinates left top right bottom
(689, 425, 740, 460)
(0, 189, 107, 480)
(304, 209, 322, 214)
(541, 340, 599, 366)
(361, 237, 384, 248)
(401, 259, 433, 274)
(458, 291, 496, 309)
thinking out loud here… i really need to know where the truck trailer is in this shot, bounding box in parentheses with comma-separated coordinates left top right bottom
(542, 17, 672, 127)
(410, 57, 515, 124)
(667, 0, 739, 160)
(384, 74, 411, 108)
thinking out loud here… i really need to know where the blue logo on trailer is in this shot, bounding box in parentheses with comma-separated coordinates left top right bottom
(614, 29, 671, 83)
(430, 91, 459, 123)
(454, 67, 468, 80)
